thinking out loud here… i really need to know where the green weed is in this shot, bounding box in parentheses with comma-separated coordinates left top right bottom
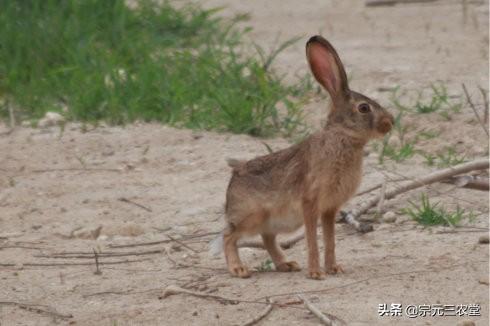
(380, 141, 415, 163)
(378, 112, 415, 163)
(420, 148, 466, 167)
(256, 258, 274, 272)
(435, 148, 466, 167)
(403, 194, 474, 226)
(390, 83, 461, 118)
(0, 0, 311, 136)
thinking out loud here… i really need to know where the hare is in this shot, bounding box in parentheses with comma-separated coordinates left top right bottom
(214, 35, 394, 279)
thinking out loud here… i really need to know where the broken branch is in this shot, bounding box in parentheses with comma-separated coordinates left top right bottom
(160, 284, 239, 304)
(463, 84, 489, 137)
(241, 298, 274, 326)
(118, 197, 153, 212)
(0, 301, 72, 320)
(297, 295, 346, 326)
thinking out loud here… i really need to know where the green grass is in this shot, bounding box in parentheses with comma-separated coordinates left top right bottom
(403, 194, 474, 226)
(378, 83, 464, 164)
(380, 141, 415, 163)
(377, 112, 415, 163)
(420, 147, 466, 167)
(390, 83, 461, 118)
(255, 258, 274, 272)
(0, 0, 311, 136)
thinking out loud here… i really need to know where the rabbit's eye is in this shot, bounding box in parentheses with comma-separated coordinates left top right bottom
(358, 103, 371, 113)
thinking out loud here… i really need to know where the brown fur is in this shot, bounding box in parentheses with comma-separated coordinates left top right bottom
(222, 35, 394, 279)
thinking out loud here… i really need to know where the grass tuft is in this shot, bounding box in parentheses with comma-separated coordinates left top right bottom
(403, 194, 474, 226)
(0, 0, 311, 136)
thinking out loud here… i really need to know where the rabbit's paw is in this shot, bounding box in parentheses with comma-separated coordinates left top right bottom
(276, 261, 301, 272)
(307, 269, 326, 280)
(229, 264, 251, 278)
(326, 264, 344, 275)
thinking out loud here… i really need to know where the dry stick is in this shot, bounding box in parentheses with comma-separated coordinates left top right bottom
(108, 239, 172, 248)
(442, 175, 489, 191)
(93, 249, 102, 275)
(107, 232, 219, 249)
(167, 235, 199, 253)
(355, 177, 407, 197)
(0, 258, 150, 268)
(160, 285, 304, 310)
(35, 249, 165, 259)
(479, 86, 489, 127)
(0, 301, 72, 320)
(379, 166, 488, 209)
(30, 167, 122, 173)
(241, 298, 274, 326)
(118, 197, 153, 212)
(297, 295, 346, 326)
(239, 158, 489, 250)
(365, 0, 437, 6)
(161, 285, 240, 304)
(462, 84, 489, 136)
(376, 179, 387, 214)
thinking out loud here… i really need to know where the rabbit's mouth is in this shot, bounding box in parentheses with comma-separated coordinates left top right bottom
(376, 116, 393, 135)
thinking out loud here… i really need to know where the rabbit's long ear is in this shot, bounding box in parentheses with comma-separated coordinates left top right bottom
(306, 36, 350, 103)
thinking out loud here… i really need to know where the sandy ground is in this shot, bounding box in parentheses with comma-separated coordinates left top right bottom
(1, 0, 489, 325)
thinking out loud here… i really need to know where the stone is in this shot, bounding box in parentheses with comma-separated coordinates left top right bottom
(382, 211, 397, 223)
(72, 226, 103, 239)
(38, 112, 65, 128)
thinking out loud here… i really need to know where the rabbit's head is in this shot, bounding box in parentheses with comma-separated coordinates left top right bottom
(306, 35, 394, 139)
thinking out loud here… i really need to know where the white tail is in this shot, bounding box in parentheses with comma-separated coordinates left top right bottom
(209, 233, 224, 256)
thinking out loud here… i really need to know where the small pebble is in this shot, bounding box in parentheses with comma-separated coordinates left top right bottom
(382, 211, 397, 223)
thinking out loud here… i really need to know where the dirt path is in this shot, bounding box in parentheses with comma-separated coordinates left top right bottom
(1, 1, 489, 325)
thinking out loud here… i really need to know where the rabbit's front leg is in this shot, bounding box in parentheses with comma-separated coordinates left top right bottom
(303, 198, 325, 280)
(322, 209, 344, 274)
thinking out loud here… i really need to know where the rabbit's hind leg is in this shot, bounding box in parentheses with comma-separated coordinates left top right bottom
(261, 234, 301, 272)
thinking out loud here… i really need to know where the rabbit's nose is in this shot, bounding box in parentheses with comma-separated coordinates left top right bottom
(377, 116, 393, 134)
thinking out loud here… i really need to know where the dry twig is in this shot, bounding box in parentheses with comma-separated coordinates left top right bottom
(462, 84, 489, 137)
(376, 179, 387, 214)
(298, 295, 346, 326)
(35, 249, 165, 259)
(31, 167, 121, 173)
(0, 258, 150, 268)
(366, 0, 437, 6)
(167, 235, 198, 253)
(479, 86, 489, 127)
(160, 285, 239, 304)
(108, 239, 172, 248)
(93, 249, 102, 275)
(118, 197, 153, 212)
(442, 175, 489, 191)
(241, 298, 274, 326)
(0, 301, 72, 320)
